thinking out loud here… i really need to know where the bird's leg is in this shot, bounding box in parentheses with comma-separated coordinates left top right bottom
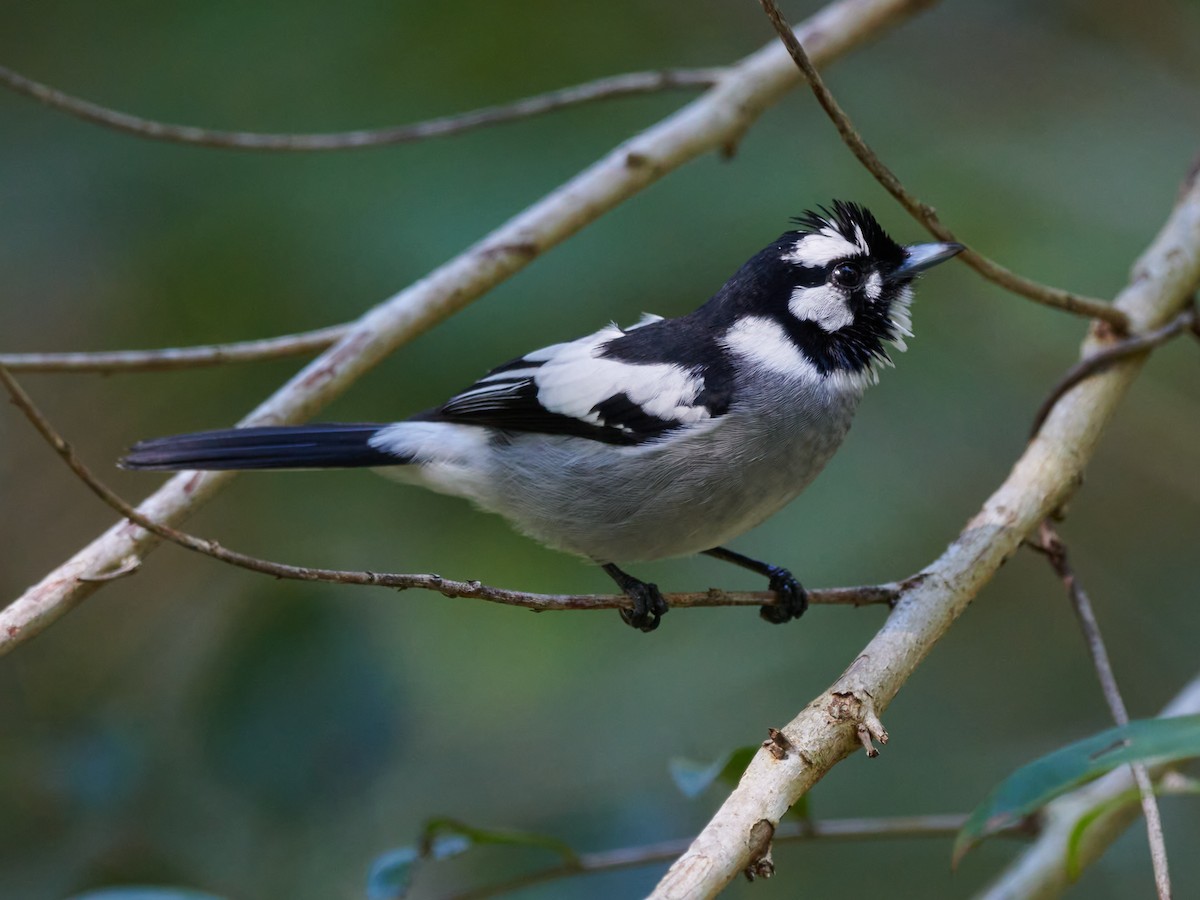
(703, 546, 808, 624)
(602, 563, 667, 632)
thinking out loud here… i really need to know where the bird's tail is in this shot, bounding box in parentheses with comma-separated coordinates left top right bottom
(120, 424, 403, 471)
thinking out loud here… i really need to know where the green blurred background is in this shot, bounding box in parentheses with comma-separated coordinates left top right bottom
(2, 1, 1198, 897)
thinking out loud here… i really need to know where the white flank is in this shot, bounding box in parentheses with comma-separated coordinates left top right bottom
(788, 284, 854, 332)
(719, 316, 821, 380)
(368, 421, 496, 499)
(369, 420, 491, 463)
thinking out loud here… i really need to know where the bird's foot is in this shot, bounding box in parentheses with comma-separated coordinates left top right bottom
(603, 563, 668, 632)
(759, 565, 808, 625)
(619, 582, 668, 632)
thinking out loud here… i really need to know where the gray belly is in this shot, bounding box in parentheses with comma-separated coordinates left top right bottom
(478, 376, 863, 562)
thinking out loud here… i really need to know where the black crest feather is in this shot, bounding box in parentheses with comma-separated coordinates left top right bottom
(790, 200, 905, 266)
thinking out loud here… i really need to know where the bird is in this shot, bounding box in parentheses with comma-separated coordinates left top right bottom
(122, 201, 962, 632)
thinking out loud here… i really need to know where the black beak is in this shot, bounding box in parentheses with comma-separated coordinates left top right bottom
(893, 242, 964, 279)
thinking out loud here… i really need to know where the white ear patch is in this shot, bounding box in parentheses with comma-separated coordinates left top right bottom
(789, 285, 854, 332)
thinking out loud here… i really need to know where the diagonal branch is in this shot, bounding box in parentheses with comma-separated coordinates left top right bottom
(0, 0, 939, 655)
(0, 363, 896, 615)
(0, 64, 722, 151)
(758, 0, 1129, 332)
(648, 164, 1200, 899)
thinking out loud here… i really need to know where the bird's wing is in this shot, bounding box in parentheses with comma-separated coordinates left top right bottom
(426, 319, 725, 445)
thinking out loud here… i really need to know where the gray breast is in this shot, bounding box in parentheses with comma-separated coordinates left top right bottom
(479, 371, 864, 563)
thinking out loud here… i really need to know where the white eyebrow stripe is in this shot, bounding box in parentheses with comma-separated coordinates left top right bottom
(782, 232, 861, 268)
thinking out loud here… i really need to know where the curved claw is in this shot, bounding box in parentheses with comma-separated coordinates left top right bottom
(602, 563, 668, 632)
(619, 580, 668, 632)
(759, 566, 808, 625)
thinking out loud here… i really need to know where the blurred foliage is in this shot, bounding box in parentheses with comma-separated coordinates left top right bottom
(955, 715, 1200, 866)
(1, 0, 1198, 898)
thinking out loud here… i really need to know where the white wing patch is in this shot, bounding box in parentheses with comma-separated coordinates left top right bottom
(788, 284, 854, 332)
(534, 326, 709, 428)
(437, 321, 713, 439)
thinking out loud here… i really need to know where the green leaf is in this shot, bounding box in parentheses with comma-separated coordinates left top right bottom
(668, 745, 756, 798)
(67, 889, 228, 900)
(1065, 775, 1200, 880)
(955, 715, 1200, 866)
(419, 818, 579, 864)
(367, 819, 579, 899)
(367, 836, 472, 900)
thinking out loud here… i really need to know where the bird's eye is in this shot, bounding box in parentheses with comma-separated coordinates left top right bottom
(830, 262, 865, 289)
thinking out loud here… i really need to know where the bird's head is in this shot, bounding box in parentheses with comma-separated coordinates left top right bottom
(717, 201, 962, 381)
(782, 201, 961, 344)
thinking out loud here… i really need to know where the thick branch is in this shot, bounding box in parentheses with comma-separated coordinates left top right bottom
(0, 64, 722, 151)
(976, 675, 1200, 900)
(0, 0, 936, 655)
(648, 167, 1200, 898)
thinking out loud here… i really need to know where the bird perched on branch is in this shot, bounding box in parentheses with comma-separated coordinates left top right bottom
(122, 202, 961, 632)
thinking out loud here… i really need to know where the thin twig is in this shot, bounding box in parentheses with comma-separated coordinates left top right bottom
(1030, 305, 1198, 438)
(0, 64, 723, 151)
(757, 0, 1129, 332)
(443, 814, 980, 900)
(0, 365, 895, 616)
(1034, 521, 1172, 900)
(0, 325, 348, 374)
